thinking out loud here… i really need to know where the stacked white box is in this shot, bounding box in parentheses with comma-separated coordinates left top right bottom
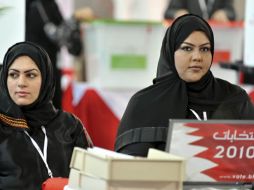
(66, 147, 185, 190)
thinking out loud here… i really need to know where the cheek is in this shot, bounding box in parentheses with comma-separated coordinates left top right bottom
(204, 55, 212, 70)
(7, 79, 15, 94)
(33, 80, 42, 97)
(174, 54, 188, 75)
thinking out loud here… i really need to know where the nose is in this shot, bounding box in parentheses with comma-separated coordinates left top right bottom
(17, 75, 27, 88)
(192, 50, 202, 62)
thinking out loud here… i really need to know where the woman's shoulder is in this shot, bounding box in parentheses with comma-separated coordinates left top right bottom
(215, 78, 247, 94)
(129, 78, 170, 101)
(52, 110, 82, 126)
(215, 78, 251, 105)
(0, 121, 23, 137)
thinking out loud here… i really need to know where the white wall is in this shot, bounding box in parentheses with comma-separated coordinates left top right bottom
(0, 0, 25, 63)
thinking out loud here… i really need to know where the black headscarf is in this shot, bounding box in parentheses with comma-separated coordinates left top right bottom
(0, 41, 58, 129)
(115, 14, 254, 152)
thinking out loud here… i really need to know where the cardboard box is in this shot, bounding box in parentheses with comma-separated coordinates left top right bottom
(68, 147, 185, 190)
(68, 169, 179, 190)
(82, 20, 165, 89)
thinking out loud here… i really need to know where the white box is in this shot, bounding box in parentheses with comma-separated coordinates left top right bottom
(82, 20, 165, 89)
(68, 170, 179, 190)
(70, 147, 184, 182)
(68, 147, 185, 190)
(211, 23, 243, 62)
(112, 0, 168, 21)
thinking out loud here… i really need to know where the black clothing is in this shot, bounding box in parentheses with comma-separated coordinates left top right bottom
(115, 14, 254, 157)
(26, 0, 63, 109)
(0, 110, 90, 190)
(164, 0, 236, 21)
(25, 0, 62, 55)
(0, 42, 93, 190)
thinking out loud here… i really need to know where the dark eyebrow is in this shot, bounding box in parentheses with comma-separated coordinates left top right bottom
(8, 68, 40, 73)
(182, 42, 211, 46)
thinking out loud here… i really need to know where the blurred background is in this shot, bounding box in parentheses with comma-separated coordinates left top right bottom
(1, 0, 254, 150)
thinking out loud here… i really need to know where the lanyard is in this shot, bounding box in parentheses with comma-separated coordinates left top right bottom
(24, 126, 53, 178)
(190, 109, 207, 121)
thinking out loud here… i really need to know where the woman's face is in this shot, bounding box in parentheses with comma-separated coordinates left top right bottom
(7, 56, 42, 106)
(174, 31, 212, 82)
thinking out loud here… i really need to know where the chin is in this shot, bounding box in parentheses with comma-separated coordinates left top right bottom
(185, 74, 204, 82)
(15, 101, 32, 106)
(183, 77, 201, 83)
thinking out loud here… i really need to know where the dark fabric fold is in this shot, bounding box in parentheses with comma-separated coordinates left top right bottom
(115, 127, 168, 152)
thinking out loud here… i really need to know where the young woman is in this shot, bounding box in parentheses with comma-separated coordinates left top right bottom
(0, 41, 93, 189)
(115, 14, 254, 157)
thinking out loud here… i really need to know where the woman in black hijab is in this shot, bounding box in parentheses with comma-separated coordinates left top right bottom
(0, 41, 92, 190)
(115, 14, 254, 157)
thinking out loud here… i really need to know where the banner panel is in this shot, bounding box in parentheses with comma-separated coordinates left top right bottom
(169, 121, 254, 183)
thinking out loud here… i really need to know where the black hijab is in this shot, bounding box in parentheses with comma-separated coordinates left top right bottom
(0, 41, 58, 129)
(115, 14, 254, 152)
